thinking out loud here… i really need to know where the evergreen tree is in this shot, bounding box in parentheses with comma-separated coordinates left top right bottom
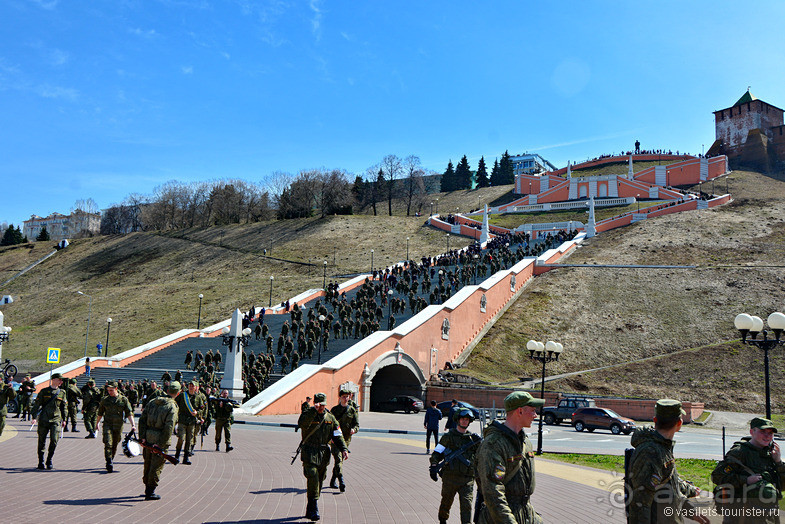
(0, 225, 23, 246)
(476, 156, 489, 188)
(351, 175, 366, 209)
(489, 158, 502, 186)
(440, 160, 455, 192)
(499, 150, 514, 185)
(454, 155, 472, 190)
(36, 226, 50, 242)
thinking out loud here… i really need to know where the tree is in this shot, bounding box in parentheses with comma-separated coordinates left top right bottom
(36, 226, 50, 242)
(1, 225, 18, 246)
(489, 158, 502, 186)
(380, 154, 403, 216)
(499, 150, 514, 185)
(373, 169, 386, 216)
(351, 175, 367, 212)
(402, 155, 426, 216)
(316, 169, 352, 217)
(455, 155, 472, 190)
(440, 160, 455, 192)
(72, 198, 99, 215)
(476, 156, 489, 188)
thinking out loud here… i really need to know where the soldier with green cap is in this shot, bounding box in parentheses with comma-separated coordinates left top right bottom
(712, 417, 785, 523)
(95, 380, 135, 472)
(628, 399, 708, 523)
(213, 388, 234, 452)
(0, 377, 17, 436)
(430, 406, 482, 524)
(81, 378, 102, 438)
(17, 374, 34, 420)
(175, 380, 206, 465)
(63, 377, 82, 432)
(139, 380, 181, 500)
(329, 387, 360, 492)
(297, 391, 348, 521)
(475, 391, 543, 524)
(31, 372, 68, 470)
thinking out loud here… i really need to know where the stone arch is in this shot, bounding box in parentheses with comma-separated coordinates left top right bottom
(579, 184, 588, 198)
(362, 348, 427, 412)
(598, 183, 608, 197)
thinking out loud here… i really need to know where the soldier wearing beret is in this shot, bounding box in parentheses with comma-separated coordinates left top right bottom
(139, 381, 180, 500)
(712, 417, 785, 523)
(31, 372, 68, 470)
(95, 380, 135, 472)
(430, 407, 481, 524)
(297, 392, 348, 521)
(81, 378, 102, 438)
(628, 399, 708, 523)
(329, 388, 360, 492)
(0, 378, 17, 436)
(475, 391, 543, 524)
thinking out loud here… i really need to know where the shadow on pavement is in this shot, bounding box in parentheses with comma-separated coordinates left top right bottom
(43, 496, 141, 507)
(0, 466, 107, 475)
(204, 519, 303, 524)
(250, 487, 306, 495)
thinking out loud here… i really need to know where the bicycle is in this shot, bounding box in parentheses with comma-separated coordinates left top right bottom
(2, 358, 17, 380)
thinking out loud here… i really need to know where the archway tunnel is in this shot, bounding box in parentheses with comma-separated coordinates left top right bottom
(369, 363, 423, 411)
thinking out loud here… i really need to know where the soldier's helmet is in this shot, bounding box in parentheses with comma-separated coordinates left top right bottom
(454, 407, 475, 422)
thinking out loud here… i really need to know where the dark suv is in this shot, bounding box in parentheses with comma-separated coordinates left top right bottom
(571, 407, 635, 435)
(541, 397, 595, 425)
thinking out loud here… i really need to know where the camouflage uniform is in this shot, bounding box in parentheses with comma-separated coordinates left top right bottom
(64, 379, 82, 432)
(96, 387, 134, 470)
(476, 420, 541, 524)
(628, 399, 700, 524)
(32, 378, 68, 469)
(213, 396, 234, 451)
(175, 385, 206, 463)
(0, 382, 17, 436)
(139, 382, 180, 500)
(18, 376, 34, 420)
(430, 422, 481, 524)
(81, 381, 102, 437)
(329, 395, 360, 490)
(711, 418, 785, 524)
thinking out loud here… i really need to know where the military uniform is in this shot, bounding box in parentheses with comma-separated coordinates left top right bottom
(96, 383, 134, 471)
(430, 411, 481, 524)
(213, 395, 234, 452)
(0, 382, 17, 436)
(81, 380, 102, 437)
(711, 417, 785, 523)
(175, 383, 206, 464)
(139, 381, 180, 500)
(64, 379, 82, 432)
(18, 376, 34, 420)
(31, 374, 68, 469)
(329, 391, 360, 491)
(297, 392, 348, 521)
(628, 399, 700, 523)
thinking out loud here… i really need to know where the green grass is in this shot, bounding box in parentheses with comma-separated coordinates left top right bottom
(693, 411, 711, 424)
(570, 160, 679, 178)
(542, 453, 716, 490)
(488, 201, 667, 229)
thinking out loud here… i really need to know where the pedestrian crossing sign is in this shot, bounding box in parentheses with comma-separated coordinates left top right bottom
(46, 347, 61, 364)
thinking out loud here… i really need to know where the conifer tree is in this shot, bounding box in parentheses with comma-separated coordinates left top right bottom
(476, 156, 489, 188)
(489, 158, 502, 186)
(454, 155, 472, 190)
(440, 160, 455, 192)
(499, 150, 514, 185)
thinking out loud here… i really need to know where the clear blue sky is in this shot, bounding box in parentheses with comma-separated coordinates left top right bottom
(2, 1, 783, 228)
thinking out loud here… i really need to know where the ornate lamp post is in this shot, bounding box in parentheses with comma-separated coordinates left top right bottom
(105, 318, 113, 357)
(446, 233, 450, 252)
(734, 312, 785, 419)
(430, 202, 433, 216)
(269, 276, 274, 307)
(370, 249, 374, 274)
(323, 261, 328, 290)
(387, 289, 393, 318)
(473, 254, 479, 284)
(220, 309, 253, 403)
(77, 291, 92, 358)
(318, 314, 326, 364)
(197, 293, 204, 329)
(406, 237, 410, 261)
(527, 339, 564, 455)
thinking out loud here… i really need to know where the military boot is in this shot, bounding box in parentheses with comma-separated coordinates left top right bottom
(106, 460, 113, 473)
(329, 473, 338, 489)
(225, 444, 233, 452)
(145, 487, 161, 501)
(37, 452, 45, 470)
(72, 424, 79, 433)
(182, 452, 192, 465)
(216, 443, 220, 451)
(338, 475, 346, 493)
(45, 451, 54, 470)
(63, 425, 69, 432)
(174, 450, 180, 462)
(13, 412, 19, 418)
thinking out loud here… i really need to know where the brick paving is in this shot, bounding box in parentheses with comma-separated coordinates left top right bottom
(0, 412, 679, 523)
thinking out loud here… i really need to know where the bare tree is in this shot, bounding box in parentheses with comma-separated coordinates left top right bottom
(403, 155, 426, 216)
(72, 198, 99, 215)
(380, 154, 403, 216)
(317, 169, 352, 217)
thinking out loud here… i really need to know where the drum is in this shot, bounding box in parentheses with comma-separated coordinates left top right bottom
(122, 430, 142, 458)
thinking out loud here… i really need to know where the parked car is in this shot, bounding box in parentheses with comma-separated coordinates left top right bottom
(435, 400, 480, 419)
(541, 397, 596, 425)
(376, 395, 424, 414)
(571, 407, 635, 435)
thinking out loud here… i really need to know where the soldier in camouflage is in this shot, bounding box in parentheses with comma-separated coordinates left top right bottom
(429, 407, 481, 524)
(81, 378, 102, 438)
(0, 379, 17, 436)
(628, 399, 707, 523)
(329, 388, 359, 492)
(17, 374, 34, 420)
(139, 380, 180, 500)
(213, 389, 234, 452)
(175, 380, 206, 465)
(297, 392, 348, 521)
(475, 391, 543, 524)
(711, 417, 785, 524)
(95, 380, 135, 472)
(31, 373, 68, 470)
(63, 377, 82, 433)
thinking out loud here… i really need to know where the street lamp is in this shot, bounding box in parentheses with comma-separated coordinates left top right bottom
(323, 261, 328, 290)
(406, 237, 410, 261)
(636, 194, 640, 213)
(734, 312, 785, 419)
(473, 254, 479, 285)
(269, 276, 274, 307)
(197, 294, 204, 329)
(318, 314, 326, 364)
(430, 202, 434, 216)
(105, 318, 113, 357)
(527, 339, 564, 455)
(221, 325, 252, 353)
(77, 291, 92, 358)
(387, 289, 394, 318)
(446, 233, 450, 252)
(370, 249, 374, 274)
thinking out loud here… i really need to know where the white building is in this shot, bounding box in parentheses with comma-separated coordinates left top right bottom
(23, 210, 100, 241)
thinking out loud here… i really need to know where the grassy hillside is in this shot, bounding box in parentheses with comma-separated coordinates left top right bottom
(462, 169, 785, 412)
(570, 159, 678, 178)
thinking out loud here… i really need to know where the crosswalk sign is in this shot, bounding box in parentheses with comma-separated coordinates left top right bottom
(46, 348, 61, 364)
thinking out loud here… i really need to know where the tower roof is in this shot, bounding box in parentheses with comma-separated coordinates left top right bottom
(733, 90, 757, 107)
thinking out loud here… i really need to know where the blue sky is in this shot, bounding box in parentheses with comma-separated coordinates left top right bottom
(1, 1, 783, 228)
